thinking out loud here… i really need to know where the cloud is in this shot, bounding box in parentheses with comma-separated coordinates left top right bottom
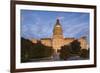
(63, 23, 89, 38)
(21, 10, 89, 40)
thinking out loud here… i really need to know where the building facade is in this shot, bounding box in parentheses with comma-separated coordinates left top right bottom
(31, 19, 88, 53)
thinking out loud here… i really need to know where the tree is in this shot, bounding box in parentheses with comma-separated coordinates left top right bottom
(80, 49, 89, 58)
(21, 38, 54, 62)
(44, 46, 54, 58)
(70, 40, 81, 55)
(21, 37, 34, 62)
(31, 41, 54, 59)
(59, 45, 71, 60)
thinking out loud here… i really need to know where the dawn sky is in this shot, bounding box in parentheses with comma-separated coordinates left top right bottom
(21, 10, 90, 41)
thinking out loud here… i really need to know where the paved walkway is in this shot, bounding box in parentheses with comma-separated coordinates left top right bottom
(52, 53, 60, 61)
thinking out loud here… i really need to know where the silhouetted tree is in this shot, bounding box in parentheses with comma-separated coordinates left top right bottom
(59, 45, 71, 60)
(21, 37, 34, 62)
(31, 41, 54, 58)
(70, 40, 81, 55)
(21, 38, 54, 62)
(80, 49, 89, 58)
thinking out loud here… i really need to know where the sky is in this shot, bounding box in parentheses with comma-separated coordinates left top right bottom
(21, 9, 90, 42)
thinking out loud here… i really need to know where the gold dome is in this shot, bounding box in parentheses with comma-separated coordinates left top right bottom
(53, 19, 63, 35)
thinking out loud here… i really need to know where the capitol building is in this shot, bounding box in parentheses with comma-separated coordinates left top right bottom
(31, 19, 88, 53)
